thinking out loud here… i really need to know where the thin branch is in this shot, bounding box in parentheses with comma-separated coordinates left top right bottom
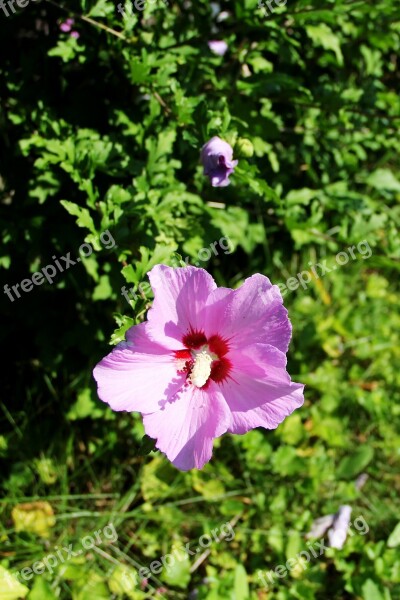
(44, 0, 129, 42)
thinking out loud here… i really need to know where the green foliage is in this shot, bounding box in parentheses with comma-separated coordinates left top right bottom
(1, 0, 399, 598)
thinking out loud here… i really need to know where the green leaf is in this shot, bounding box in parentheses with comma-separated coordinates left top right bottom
(48, 38, 81, 63)
(306, 24, 344, 65)
(272, 446, 304, 476)
(130, 57, 151, 85)
(72, 573, 109, 600)
(87, 0, 115, 16)
(0, 567, 29, 600)
(12, 501, 56, 538)
(108, 565, 138, 599)
(92, 274, 114, 301)
(286, 188, 318, 206)
(336, 445, 374, 479)
(67, 388, 103, 421)
(59, 200, 96, 234)
(34, 457, 58, 485)
(233, 564, 250, 600)
(110, 314, 135, 345)
(286, 531, 303, 561)
(387, 522, 400, 548)
(28, 578, 57, 600)
(161, 545, 191, 589)
(210, 206, 263, 254)
(247, 55, 273, 74)
(361, 579, 384, 600)
(366, 169, 400, 192)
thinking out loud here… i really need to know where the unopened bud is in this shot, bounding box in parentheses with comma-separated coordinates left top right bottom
(235, 138, 254, 158)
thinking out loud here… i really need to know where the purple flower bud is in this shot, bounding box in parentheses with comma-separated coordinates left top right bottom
(201, 136, 238, 187)
(60, 18, 75, 32)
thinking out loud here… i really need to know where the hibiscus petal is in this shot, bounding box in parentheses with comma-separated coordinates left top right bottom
(211, 170, 231, 187)
(146, 265, 217, 348)
(229, 343, 291, 383)
(201, 136, 235, 166)
(125, 322, 173, 354)
(225, 159, 239, 169)
(93, 344, 185, 413)
(142, 383, 232, 470)
(218, 343, 304, 432)
(203, 286, 234, 335)
(204, 273, 292, 353)
(226, 383, 304, 433)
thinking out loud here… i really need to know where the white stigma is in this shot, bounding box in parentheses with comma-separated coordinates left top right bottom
(189, 348, 214, 388)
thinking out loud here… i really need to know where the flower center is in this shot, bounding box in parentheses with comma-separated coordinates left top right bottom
(188, 346, 217, 388)
(174, 331, 232, 388)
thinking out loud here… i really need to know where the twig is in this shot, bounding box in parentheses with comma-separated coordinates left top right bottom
(44, 0, 129, 42)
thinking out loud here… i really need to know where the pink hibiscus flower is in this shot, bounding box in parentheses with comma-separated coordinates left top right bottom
(93, 266, 304, 470)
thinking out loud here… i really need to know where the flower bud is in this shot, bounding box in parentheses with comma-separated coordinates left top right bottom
(235, 138, 254, 158)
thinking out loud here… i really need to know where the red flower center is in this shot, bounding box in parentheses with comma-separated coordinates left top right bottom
(175, 329, 232, 388)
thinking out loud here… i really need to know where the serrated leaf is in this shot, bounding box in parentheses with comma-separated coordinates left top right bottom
(60, 200, 96, 233)
(306, 24, 343, 65)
